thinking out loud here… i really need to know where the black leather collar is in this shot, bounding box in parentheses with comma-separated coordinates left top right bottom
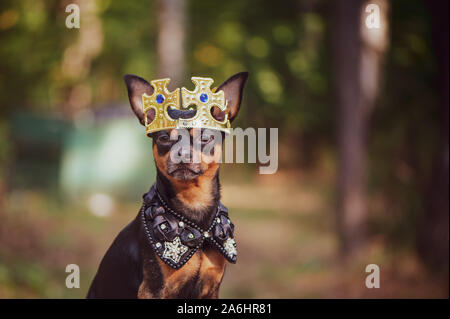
(140, 185, 237, 269)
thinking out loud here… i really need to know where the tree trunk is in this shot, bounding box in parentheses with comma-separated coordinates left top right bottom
(156, 0, 186, 87)
(332, 0, 388, 257)
(60, 0, 103, 120)
(417, 1, 449, 273)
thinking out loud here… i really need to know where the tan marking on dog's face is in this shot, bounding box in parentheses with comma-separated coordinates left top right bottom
(174, 161, 220, 211)
(153, 142, 170, 177)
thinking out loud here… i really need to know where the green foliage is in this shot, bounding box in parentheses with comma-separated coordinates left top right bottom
(187, 0, 331, 138)
(0, 0, 444, 265)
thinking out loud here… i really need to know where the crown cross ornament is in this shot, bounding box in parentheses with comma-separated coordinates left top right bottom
(142, 77, 231, 134)
(142, 78, 180, 133)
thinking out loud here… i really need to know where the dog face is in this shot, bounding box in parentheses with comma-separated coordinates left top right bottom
(150, 128, 223, 181)
(124, 72, 248, 182)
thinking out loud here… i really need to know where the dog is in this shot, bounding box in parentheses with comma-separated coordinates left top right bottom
(87, 72, 248, 298)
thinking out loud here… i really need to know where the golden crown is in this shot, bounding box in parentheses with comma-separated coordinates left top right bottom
(142, 76, 231, 135)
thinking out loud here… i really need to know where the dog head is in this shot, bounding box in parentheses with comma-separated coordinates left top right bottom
(124, 72, 248, 183)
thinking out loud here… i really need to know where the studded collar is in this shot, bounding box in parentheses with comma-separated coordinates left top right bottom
(140, 185, 237, 269)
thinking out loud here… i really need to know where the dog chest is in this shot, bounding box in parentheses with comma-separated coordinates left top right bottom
(138, 248, 226, 299)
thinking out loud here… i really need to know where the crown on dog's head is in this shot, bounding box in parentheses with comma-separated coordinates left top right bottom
(142, 77, 231, 135)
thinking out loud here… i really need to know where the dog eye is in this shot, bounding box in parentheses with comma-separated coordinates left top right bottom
(201, 134, 213, 143)
(158, 134, 170, 143)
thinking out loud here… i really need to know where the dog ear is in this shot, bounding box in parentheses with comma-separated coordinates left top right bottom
(213, 72, 248, 123)
(124, 74, 155, 125)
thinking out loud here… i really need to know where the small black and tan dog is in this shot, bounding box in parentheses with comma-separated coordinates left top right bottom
(87, 72, 248, 299)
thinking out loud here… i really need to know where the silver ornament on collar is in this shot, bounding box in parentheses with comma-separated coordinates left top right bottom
(162, 236, 188, 263)
(224, 238, 237, 258)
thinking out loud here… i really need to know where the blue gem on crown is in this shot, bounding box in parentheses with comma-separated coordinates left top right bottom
(156, 94, 165, 104)
(200, 93, 208, 103)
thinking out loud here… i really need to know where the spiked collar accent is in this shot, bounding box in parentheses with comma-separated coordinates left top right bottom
(140, 185, 237, 269)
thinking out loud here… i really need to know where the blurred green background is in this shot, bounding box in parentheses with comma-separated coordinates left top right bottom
(0, 0, 448, 298)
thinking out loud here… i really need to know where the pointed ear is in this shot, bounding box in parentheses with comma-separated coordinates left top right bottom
(124, 74, 154, 125)
(215, 72, 248, 123)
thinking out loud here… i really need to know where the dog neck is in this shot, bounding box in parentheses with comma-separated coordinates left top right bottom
(155, 169, 221, 229)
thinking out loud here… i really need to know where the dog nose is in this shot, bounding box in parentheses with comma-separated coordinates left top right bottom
(178, 147, 191, 162)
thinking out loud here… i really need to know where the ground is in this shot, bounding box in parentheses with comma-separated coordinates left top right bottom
(0, 168, 447, 298)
